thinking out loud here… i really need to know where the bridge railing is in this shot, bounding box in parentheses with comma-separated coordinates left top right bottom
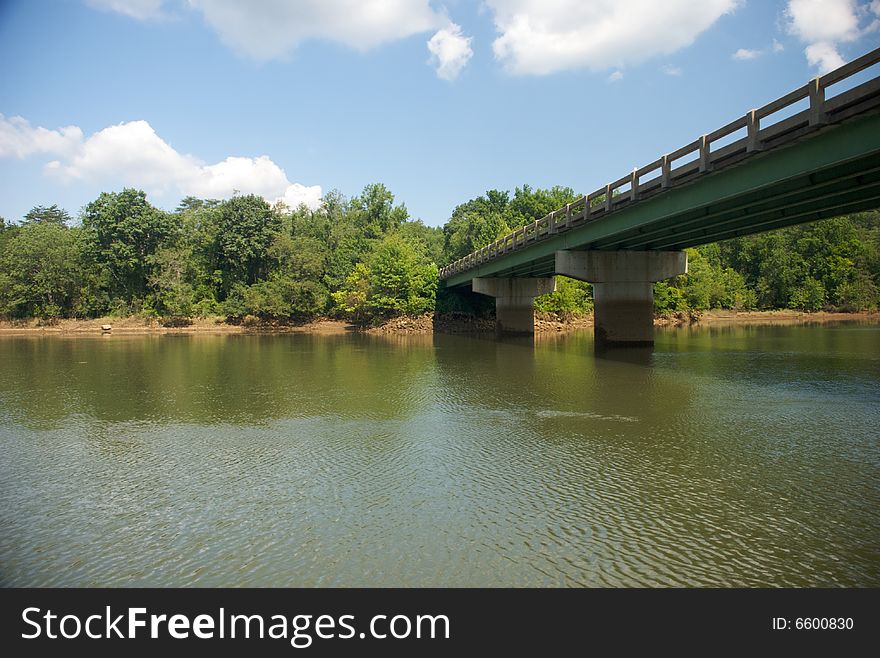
(439, 46, 880, 280)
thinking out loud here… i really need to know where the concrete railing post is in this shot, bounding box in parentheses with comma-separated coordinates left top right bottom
(809, 77, 826, 126)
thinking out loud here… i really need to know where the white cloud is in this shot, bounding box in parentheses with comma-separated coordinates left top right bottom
(427, 23, 474, 81)
(0, 115, 321, 209)
(786, 0, 877, 72)
(805, 41, 848, 72)
(732, 47, 761, 60)
(186, 0, 445, 60)
(868, 2, 880, 35)
(732, 38, 787, 61)
(608, 70, 624, 82)
(0, 114, 83, 159)
(486, 0, 740, 75)
(661, 64, 683, 76)
(85, 0, 167, 20)
(86, 1, 471, 78)
(280, 183, 324, 210)
(786, 0, 861, 43)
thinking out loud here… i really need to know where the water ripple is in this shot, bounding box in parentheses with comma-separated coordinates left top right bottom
(1, 327, 878, 586)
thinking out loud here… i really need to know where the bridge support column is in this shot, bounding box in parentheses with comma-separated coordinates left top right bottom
(556, 251, 687, 346)
(472, 277, 556, 335)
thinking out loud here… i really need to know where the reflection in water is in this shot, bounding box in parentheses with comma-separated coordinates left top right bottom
(594, 344, 655, 366)
(0, 324, 878, 587)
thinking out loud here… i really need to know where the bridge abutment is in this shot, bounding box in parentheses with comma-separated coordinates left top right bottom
(472, 277, 556, 335)
(556, 250, 687, 346)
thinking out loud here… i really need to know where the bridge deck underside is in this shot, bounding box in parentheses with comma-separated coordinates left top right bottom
(445, 112, 880, 286)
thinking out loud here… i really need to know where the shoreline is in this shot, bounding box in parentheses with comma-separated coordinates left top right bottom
(0, 310, 877, 337)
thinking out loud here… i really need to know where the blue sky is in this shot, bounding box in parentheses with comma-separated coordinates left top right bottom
(1, 0, 879, 226)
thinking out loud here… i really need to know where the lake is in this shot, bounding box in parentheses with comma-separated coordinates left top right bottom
(1, 323, 878, 586)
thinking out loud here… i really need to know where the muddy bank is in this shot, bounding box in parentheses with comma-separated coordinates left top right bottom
(367, 313, 594, 334)
(688, 309, 880, 326)
(368, 310, 879, 334)
(366, 313, 495, 334)
(0, 316, 353, 336)
(1, 310, 877, 337)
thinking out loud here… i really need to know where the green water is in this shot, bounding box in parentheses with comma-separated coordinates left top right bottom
(1, 323, 878, 587)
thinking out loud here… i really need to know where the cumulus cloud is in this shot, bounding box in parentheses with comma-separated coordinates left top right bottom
(486, 0, 740, 75)
(786, 0, 878, 73)
(85, 0, 167, 20)
(661, 64, 683, 76)
(787, 0, 861, 43)
(608, 70, 624, 82)
(427, 23, 473, 81)
(186, 0, 444, 60)
(86, 0, 473, 79)
(804, 41, 848, 71)
(0, 114, 83, 159)
(1, 115, 321, 209)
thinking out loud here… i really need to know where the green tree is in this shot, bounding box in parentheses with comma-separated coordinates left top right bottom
(534, 276, 593, 316)
(223, 276, 328, 322)
(81, 188, 177, 309)
(350, 183, 409, 240)
(653, 281, 688, 313)
(148, 244, 196, 318)
(0, 222, 85, 318)
(23, 204, 72, 226)
(211, 194, 280, 295)
(443, 190, 511, 263)
(176, 196, 220, 213)
(789, 278, 826, 311)
(397, 219, 444, 266)
(507, 184, 579, 229)
(333, 233, 438, 323)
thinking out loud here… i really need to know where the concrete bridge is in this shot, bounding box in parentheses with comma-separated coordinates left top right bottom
(440, 47, 880, 345)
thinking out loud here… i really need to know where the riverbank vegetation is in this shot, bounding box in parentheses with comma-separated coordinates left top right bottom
(1, 185, 878, 324)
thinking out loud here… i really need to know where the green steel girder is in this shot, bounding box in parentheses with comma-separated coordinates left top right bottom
(445, 112, 880, 288)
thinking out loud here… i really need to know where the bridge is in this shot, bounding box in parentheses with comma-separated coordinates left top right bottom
(440, 47, 880, 345)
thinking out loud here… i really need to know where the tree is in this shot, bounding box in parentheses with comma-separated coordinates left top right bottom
(81, 188, 177, 309)
(2, 184, 878, 323)
(789, 278, 826, 311)
(211, 194, 280, 295)
(332, 233, 438, 323)
(223, 276, 328, 322)
(397, 219, 444, 265)
(23, 204, 72, 226)
(507, 184, 579, 229)
(442, 186, 581, 264)
(534, 277, 593, 316)
(0, 222, 85, 318)
(148, 244, 196, 318)
(176, 196, 220, 213)
(350, 183, 409, 239)
(0, 217, 15, 253)
(443, 190, 511, 263)
(653, 281, 688, 313)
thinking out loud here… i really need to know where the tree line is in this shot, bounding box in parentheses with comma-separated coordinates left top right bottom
(1, 184, 878, 324)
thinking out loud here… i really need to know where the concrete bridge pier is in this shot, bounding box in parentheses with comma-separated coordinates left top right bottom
(556, 250, 687, 346)
(472, 277, 556, 335)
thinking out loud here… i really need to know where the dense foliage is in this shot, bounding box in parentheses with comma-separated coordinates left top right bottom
(651, 214, 880, 313)
(0, 183, 878, 324)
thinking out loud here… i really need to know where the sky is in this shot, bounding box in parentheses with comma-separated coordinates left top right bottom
(1, 0, 879, 226)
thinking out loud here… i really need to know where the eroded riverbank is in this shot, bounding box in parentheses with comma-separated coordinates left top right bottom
(0, 309, 877, 336)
